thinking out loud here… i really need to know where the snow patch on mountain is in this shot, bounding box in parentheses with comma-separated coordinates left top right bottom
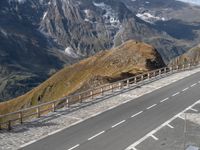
(176, 0, 200, 6)
(64, 47, 79, 58)
(93, 2, 120, 27)
(136, 12, 165, 23)
(42, 11, 48, 20)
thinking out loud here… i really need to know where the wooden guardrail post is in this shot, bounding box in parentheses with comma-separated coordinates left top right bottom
(66, 98, 69, 107)
(90, 91, 93, 99)
(153, 71, 156, 77)
(36, 107, 40, 118)
(101, 88, 104, 96)
(141, 75, 144, 81)
(110, 85, 113, 92)
(127, 79, 130, 88)
(147, 73, 150, 80)
(182, 65, 185, 71)
(19, 112, 23, 124)
(52, 102, 56, 112)
(8, 120, 11, 131)
(79, 95, 82, 103)
(134, 77, 137, 84)
(118, 82, 121, 89)
(159, 70, 161, 76)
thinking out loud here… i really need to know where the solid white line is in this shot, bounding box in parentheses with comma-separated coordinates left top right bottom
(131, 111, 143, 118)
(167, 124, 174, 129)
(88, 131, 105, 141)
(190, 108, 198, 112)
(172, 92, 180, 97)
(125, 99, 200, 150)
(160, 98, 169, 103)
(151, 135, 159, 141)
(20, 140, 37, 148)
(68, 144, 80, 150)
(182, 87, 189, 92)
(191, 83, 197, 87)
(111, 120, 126, 128)
(147, 104, 157, 110)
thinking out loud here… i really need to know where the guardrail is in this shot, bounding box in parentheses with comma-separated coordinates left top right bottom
(0, 62, 199, 130)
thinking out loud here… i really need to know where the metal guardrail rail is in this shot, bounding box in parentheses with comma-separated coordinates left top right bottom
(0, 62, 199, 130)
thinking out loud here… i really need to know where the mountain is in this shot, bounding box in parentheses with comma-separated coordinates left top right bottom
(0, 40, 165, 114)
(1, 0, 200, 102)
(169, 44, 200, 66)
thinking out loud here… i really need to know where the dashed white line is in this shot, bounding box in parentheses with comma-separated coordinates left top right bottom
(182, 87, 189, 92)
(146, 104, 157, 110)
(111, 120, 126, 128)
(88, 131, 105, 141)
(131, 111, 143, 118)
(167, 124, 174, 129)
(68, 144, 80, 150)
(190, 108, 198, 112)
(151, 135, 159, 141)
(172, 92, 180, 97)
(160, 98, 169, 103)
(191, 83, 197, 87)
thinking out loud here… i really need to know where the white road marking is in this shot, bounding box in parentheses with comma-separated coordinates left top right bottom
(131, 111, 143, 118)
(191, 83, 197, 87)
(167, 124, 174, 129)
(20, 140, 37, 148)
(178, 115, 185, 120)
(172, 92, 180, 97)
(147, 104, 157, 110)
(198, 81, 200, 84)
(111, 120, 126, 128)
(125, 99, 200, 150)
(88, 131, 105, 141)
(190, 108, 198, 112)
(182, 87, 189, 92)
(151, 135, 159, 141)
(160, 98, 169, 103)
(68, 144, 80, 150)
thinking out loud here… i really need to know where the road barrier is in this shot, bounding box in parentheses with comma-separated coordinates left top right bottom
(0, 62, 199, 130)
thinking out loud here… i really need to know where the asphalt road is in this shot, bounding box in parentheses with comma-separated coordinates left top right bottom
(21, 71, 200, 150)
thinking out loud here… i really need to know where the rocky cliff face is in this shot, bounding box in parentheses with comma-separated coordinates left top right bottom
(0, 40, 165, 114)
(1, 0, 200, 101)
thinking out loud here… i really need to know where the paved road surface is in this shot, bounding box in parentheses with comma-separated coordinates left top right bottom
(21, 71, 200, 150)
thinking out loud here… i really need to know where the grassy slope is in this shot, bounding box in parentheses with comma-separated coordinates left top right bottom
(0, 40, 165, 114)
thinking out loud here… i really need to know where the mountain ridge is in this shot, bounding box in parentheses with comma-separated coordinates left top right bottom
(0, 40, 165, 114)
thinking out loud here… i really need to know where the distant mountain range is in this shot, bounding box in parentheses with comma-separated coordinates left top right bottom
(1, 0, 200, 102)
